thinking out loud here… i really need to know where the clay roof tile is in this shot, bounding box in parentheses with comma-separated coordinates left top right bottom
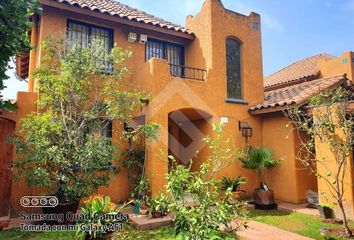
(52, 0, 194, 35)
(249, 75, 348, 113)
(264, 53, 337, 89)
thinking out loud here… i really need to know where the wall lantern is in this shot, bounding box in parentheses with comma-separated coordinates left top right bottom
(239, 121, 253, 143)
(123, 122, 136, 147)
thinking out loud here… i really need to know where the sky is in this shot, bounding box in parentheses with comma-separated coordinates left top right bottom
(2, 0, 354, 99)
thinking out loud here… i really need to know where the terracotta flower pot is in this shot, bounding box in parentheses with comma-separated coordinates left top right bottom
(232, 191, 242, 200)
(140, 208, 148, 215)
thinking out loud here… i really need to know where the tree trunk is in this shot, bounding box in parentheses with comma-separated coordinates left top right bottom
(338, 201, 353, 237)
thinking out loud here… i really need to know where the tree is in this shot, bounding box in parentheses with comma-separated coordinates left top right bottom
(286, 87, 353, 237)
(166, 124, 247, 239)
(10, 37, 159, 203)
(202, 123, 242, 180)
(0, 0, 39, 111)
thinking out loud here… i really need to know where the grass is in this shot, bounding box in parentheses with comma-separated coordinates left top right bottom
(113, 225, 238, 240)
(0, 230, 75, 240)
(249, 209, 354, 240)
(114, 226, 180, 240)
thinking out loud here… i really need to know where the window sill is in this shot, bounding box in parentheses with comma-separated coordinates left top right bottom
(225, 98, 249, 105)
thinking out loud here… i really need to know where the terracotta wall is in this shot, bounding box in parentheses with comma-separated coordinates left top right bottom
(261, 112, 317, 203)
(319, 51, 354, 82)
(314, 107, 354, 220)
(1, 92, 38, 216)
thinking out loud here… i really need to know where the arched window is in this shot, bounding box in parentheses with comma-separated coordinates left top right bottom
(226, 38, 242, 99)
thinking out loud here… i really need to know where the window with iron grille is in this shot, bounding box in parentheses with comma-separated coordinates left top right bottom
(145, 38, 184, 77)
(226, 38, 242, 99)
(67, 20, 114, 72)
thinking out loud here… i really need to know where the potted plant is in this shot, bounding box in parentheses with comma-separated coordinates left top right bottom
(240, 147, 280, 209)
(221, 176, 247, 200)
(149, 194, 169, 218)
(319, 203, 334, 219)
(140, 202, 149, 215)
(76, 195, 130, 240)
(132, 177, 150, 214)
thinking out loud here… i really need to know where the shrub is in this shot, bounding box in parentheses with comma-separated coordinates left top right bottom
(76, 195, 129, 239)
(167, 161, 247, 240)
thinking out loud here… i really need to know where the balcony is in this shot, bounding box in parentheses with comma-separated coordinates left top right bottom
(168, 64, 207, 81)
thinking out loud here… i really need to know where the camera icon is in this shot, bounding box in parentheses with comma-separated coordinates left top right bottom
(20, 196, 58, 208)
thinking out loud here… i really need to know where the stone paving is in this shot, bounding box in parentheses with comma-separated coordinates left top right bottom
(277, 201, 318, 216)
(237, 220, 312, 240)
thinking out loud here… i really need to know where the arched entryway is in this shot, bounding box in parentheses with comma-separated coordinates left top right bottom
(0, 118, 15, 216)
(168, 108, 213, 171)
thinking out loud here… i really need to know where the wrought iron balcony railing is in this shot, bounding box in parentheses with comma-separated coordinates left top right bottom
(168, 64, 207, 81)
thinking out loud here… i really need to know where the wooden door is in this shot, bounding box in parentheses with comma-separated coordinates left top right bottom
(0, 118, 15, 216)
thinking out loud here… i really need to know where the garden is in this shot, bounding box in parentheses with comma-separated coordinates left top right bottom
(0, 30, 353, 240)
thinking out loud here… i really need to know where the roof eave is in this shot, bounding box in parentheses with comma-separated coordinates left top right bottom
(40, 0, 195, 42)
(250, 75, 350, 115)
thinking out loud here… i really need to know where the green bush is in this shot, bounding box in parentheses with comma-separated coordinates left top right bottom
(167, 161, 247, 240)
(76, 195, 129, 239)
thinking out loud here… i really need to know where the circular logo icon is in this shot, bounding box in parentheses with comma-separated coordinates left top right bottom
(40, 197, 48, 206)
(20, 197, 30, 207)
(31, 198, 39, 206)
(49, 197, 58, 206)
(20, 196, 59, 207)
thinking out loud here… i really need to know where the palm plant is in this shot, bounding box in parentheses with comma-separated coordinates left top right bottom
(241, 147, 280, 188)
(221, 176, 247, 192)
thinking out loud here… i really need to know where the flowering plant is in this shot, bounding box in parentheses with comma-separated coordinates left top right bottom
(76, 195, 130, 239)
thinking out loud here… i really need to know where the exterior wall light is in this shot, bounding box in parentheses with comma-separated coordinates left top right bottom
(124, 122, 135, 147)
(239, 121, 253, 143)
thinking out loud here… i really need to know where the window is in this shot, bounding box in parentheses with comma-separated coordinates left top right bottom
(101, 120, 113, 138)
(67, 20, 113, 72)
(145, 39, 184, 76)
(226, 38, 242, 99)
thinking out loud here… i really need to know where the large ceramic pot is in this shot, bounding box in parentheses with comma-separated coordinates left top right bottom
(42, 200, 80, 225)
(253, 189, 277, 209)
(319, 206, 334, 219)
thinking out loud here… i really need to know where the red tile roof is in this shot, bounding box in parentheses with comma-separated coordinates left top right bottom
(264, 54, 337, 89)
(52, 0, 193, 35)
(249, 75, 348, 113)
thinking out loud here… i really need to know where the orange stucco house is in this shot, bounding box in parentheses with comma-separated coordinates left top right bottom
(1, 0, 353, 219)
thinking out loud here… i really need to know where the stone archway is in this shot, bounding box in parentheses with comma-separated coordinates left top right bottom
(0, 118, 15, 216)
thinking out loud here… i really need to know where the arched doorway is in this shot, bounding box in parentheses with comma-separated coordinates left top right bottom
(0, 118, 15, 216)
(168, 108, 213, 171)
